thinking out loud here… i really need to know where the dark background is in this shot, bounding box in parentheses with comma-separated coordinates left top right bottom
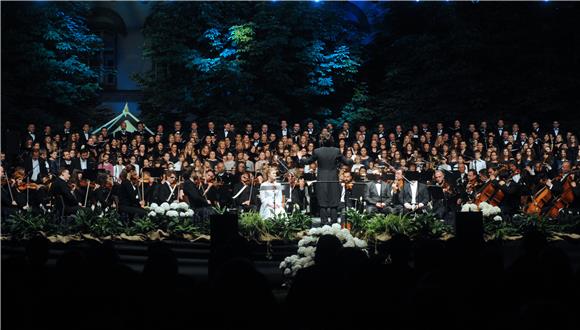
(2, 1, 579, 130)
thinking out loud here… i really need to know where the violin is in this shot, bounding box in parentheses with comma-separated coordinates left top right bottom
(17, 183, 45, 191)
(78, 180, 98, 189)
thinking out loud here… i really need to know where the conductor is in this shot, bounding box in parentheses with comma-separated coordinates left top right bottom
(298, 131, 353, 224)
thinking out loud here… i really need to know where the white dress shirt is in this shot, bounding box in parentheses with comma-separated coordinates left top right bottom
(410, 181, 418, 205)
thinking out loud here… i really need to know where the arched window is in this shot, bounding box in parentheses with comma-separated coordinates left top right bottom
(88, 7, 127, 90)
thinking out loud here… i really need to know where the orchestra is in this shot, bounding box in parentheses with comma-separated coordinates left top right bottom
(1, 118, 579, 226)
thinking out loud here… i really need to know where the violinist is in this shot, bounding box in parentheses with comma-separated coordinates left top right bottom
(51, 168, 82, 215)
(183, 170, 215, 220)
(340, 171, 354, 209)
(140, 170, 160, 206)
(156, 170, 180, 204)
(432, 170, 455, 221)
(460, 169, 481, 204)
(287, 173, 308, 212)
(11, 169, 29, 208)
(214, 162, 233, 206)
(231, 172, 259, 212)
(24, 149, 48, 183)
(117, 170, 147, 219)
(201, 169, 219, 206)
(1, 165, 19, 217)
(93, 173, 113, 208)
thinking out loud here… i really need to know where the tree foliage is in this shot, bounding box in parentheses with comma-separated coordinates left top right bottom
(1, 2, 106, 127)
(135, 2, 366, 124)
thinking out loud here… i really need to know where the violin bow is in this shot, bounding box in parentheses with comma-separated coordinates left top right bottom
(3, 171, 15, 204)
(84, 179, 91, 207)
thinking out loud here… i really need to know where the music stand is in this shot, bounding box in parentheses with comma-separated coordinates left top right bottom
(143, 167, 164, 178)
(351, 182, 367, 212)
(428, 185, 445, 201)
(82, 169, 100, 181)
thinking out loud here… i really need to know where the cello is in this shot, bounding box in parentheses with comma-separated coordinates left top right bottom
(475, 167, 508, 207)
(546, 172, 577, 218)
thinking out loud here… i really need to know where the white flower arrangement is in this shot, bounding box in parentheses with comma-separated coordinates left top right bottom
(461, 202, 502, 219)
(280, 223, 368, 277)
(147, 202, 194, 218)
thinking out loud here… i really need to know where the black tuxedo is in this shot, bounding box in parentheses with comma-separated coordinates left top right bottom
(51, 177, 79, 214)
(79, 131, 91, 145)
(401, 182, 430, 206)
(118, 181, 141, 208)
(24, 157, 48, 182)
(116, 180, 147, 218)
(114, 130, 131, 142)
(72, 158, 96, 172)
(183, 179, 209, 208)
(232, 183, 259, 210)
(278, 128, 290, 138)
(156, 182, 179, 204)
(23, 131, 37, 145)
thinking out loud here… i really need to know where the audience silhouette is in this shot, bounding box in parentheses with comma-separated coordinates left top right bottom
(2, 232, 579, 330)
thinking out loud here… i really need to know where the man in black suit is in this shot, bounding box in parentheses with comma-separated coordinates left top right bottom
(183, 170, 215, 220)
(400, 176, 430, 213)
(24, 149, 48, 183)
(114, 121, 131, 143)
(23, 123, 37, 147)
(117, 173, 148, 219)
(278, 120, 290, 139)
(495, 119, 506, 139)
(218, 121, 234, 140)
(364, 170, 394, 214)
(550, 120, 564, 138)
(58, 150, 74, 172)
(72, 149, 95, 172)
(155, 171, 179, 204)
(132, 121, 150, 140)
(51, 168, 81, 215)
(231, 172, 259, 212)
(298, 132, 353, 224)
(79, 123, 91, 146)
(287, 174, 308, 212)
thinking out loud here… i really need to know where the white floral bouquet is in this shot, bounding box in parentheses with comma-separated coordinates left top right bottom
(461, 201, 502, 221)
(147, 202, 194, 218)
(279, 223, 368, 277)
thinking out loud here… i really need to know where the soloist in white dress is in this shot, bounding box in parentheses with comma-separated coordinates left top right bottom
(259, 181, 286, 219)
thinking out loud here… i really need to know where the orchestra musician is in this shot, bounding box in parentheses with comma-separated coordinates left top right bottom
(1, 165, 19, 217)
(431, 170, 455, 221)
(156, 170, 180, 204)
(183, 170, 216, 220)
(364, 169, 395, 214)
(231, 172, 259, 212)
(117, 170, 148, 219)
(401, 174, 430, 213)
(287, 173, 308, 212)
(51, 168, 82, 215)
